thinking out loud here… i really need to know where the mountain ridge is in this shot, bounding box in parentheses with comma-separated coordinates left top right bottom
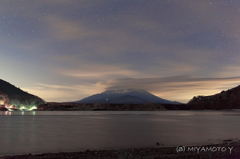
(187, 84, 240, 109)
(0, 79, 46, 110)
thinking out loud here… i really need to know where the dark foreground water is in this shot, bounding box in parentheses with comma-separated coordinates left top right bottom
(0, 111, 240, 155)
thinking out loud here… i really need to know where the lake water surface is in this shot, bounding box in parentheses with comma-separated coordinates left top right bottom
(0, 111, 240, 155)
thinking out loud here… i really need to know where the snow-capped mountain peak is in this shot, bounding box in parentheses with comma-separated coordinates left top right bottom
(76, 88, 176, 104)
(103, 89, 147, 94)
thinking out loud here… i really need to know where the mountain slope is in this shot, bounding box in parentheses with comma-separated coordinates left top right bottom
(75, 89, 175, 104)
(109, 95, 148, 104)
(187, 85, 240, 109)
(0, 79, 46, 110)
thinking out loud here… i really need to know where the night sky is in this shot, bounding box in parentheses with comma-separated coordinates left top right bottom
(1, 0, 240, 103)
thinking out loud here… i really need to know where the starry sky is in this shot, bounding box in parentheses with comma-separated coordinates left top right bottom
(1, 0, 240, 103)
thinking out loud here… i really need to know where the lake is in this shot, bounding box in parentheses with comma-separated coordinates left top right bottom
(0, 110, 240, 156)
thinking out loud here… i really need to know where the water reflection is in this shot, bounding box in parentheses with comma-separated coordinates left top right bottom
(0, 111, 240, 156)
(4, 111, 11, 115)
(1, 110, 240, 116)
(3, 111, 36, 115)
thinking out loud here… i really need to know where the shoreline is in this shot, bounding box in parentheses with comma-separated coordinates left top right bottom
(1, 141, 240, 159)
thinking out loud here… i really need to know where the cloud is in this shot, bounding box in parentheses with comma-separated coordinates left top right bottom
(22, 82, 105, 102)
(58, 64, 140, 80)
(43, 15, 103, 42)
(97, 75, 240, 103)
(214, 65, 240, 77)
(23, 75, 240, 103)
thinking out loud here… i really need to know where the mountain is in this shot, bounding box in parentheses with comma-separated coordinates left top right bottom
(0, 79, 46, 110)
(75, 89, 176, 104)
(109, 95, 148, 104)
(187, 85, 240, 109)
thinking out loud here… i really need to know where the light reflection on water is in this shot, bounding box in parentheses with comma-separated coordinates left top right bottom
(3, 111, 36, 116)
(1, 110, 239, 116)
(0, 111, 240, 156)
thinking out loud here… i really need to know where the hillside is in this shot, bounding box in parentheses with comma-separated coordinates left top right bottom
(187, 85, 240, 109)
(0, 79, 46, 110)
